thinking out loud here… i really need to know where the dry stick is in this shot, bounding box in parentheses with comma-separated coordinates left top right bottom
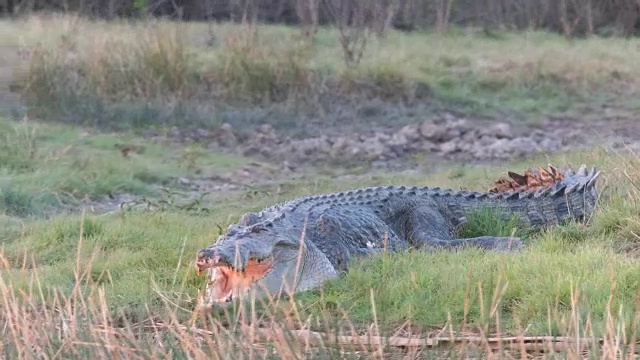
(161, 322, 607, 354)
(245, 327, 606, 353)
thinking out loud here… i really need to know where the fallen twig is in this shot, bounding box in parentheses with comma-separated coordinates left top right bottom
(246, 327, 603, 353)
(150, 322, 613, 354)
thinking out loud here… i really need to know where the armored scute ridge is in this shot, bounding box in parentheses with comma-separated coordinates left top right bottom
(195, 164, 601, 311)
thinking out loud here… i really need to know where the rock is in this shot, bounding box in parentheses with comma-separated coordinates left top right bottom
(419, 121, 442, 141)
(241, 123, 280, 157)
(446, 119, 471, 134)
(480, 137, 541, 159)
(233, 169, 254, 179)
(214, 123, 238, 147)
(439, 140, 460, 155)
(538, 137, 562, 151)
(419, 140, 439, 152)
(480, 122, 514, 139)
(420, 118, 470, 142)
(396, 124, 421, 142)
(282, 161, 296, 171)
(373, 131, 391, 142)
(387, 132, 409, 154)
(441, 112, 458, 122)
(290, 136, 331, 156)
(491, 122, 514, 139)
(462, 128, 481, 142)
(355, 137, 386, 160)
(477, 135, 499, 146)
(331, 137, 355, 151)
(444, 128, 462, 141)
(194, 128, 210, 140)
(255, 124, 278, 144)
(231, 119, 572, 166)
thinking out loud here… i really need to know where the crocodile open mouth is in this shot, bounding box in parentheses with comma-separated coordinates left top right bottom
(197, 257, 275, 304)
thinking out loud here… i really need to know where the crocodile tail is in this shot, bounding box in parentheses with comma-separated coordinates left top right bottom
(432, 164, 601, 228)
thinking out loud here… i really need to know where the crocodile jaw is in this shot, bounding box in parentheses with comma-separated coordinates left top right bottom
(196, 257, 275, 311)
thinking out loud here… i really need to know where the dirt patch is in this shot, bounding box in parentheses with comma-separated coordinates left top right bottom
(159, 111, 640, 169)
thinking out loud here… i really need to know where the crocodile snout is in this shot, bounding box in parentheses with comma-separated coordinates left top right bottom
(195, 244, 259, 275)
(196, 247, 219, 263)
(195, 246, 228, 275)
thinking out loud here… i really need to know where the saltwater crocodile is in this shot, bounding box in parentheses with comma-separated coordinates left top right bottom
(195, 164, 600, 311)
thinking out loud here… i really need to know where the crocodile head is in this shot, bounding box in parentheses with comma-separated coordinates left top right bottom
(194, 219, 320, 312)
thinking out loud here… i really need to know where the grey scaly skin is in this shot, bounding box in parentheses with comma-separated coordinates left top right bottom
(195, 165, 601, 311)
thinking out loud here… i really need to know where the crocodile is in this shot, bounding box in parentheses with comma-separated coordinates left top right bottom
(195, 164, 601, 312)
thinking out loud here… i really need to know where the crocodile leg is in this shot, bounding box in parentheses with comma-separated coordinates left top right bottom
(405, 205, 524, 252)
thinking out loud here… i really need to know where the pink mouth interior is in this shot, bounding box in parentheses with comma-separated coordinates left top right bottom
(199, 258, 275, 303)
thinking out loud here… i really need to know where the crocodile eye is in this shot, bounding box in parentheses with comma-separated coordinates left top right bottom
(250, 223, 268, 233)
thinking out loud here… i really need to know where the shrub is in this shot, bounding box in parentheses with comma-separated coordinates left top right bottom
(213, 24, 315, 103)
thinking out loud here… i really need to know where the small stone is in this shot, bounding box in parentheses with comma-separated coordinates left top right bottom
(462, 128, 480, 142)
(357, 137, 386, 160)
(332, 137, 354, 151)
(481, 122, 514, 139)
(194, 128, 210, 140)
(419, 121, 441, 140)
(446, 119, 471, 133)
(494, 122, 514, 139)
(387, 132, 409, 148)
(481, 137, 541, 159)
(396, 124, 421, 142)
(439, 140, 460, 154)
(478, 135, 498, 146)
(419, 140, 439, 152)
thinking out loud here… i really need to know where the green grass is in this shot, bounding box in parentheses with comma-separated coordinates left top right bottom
(0, 144, 638, 328)
(0, 117, 249, 217)
(299, 231, 638, 335)
(4, 14, 640, 133)
(0, 140, 638, 356)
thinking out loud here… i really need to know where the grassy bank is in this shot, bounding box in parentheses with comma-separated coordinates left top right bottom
(0, 126, 639, 355)
(3, 14, 640, 133)
(0, 118, 249, 217)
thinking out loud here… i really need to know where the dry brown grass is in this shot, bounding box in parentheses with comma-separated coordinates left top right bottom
(5, 13, 640, 131)
(0, 244, 636, 359)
